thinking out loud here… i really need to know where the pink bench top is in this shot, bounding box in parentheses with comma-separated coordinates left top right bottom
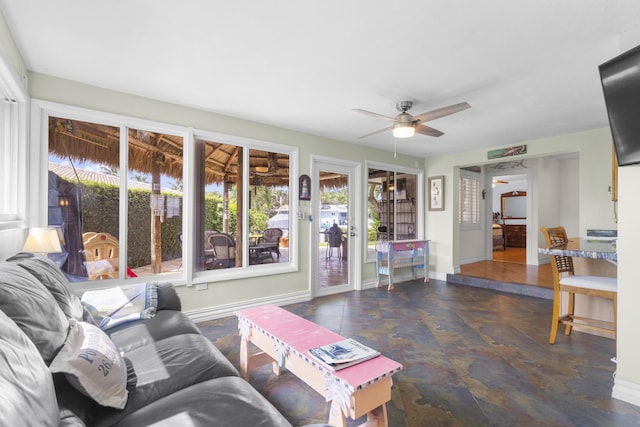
(236, 304, 402, 392)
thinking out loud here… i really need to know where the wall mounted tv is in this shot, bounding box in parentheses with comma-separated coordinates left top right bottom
(599, 43, 640, 166)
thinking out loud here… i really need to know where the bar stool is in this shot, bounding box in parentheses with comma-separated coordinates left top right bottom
(540, 226, 617, 344)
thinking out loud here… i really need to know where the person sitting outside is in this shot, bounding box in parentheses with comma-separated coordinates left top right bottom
(326, 222, 343, 259)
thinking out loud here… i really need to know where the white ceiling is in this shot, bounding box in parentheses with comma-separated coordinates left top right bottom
(2, 1, 640, 158)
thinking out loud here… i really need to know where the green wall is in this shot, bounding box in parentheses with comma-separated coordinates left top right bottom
(27, 72, 422, 311)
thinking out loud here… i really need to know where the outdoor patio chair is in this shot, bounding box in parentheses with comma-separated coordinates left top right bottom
(258, 228, 282, 259)
(208, 232, 237, 269)
(82, 232, 119, 280)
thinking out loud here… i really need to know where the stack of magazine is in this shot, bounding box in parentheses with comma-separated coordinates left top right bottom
(308, 338, 380, 371)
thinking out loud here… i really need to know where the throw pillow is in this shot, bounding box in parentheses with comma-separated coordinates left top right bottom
(50, 319, 129, 409)
(0, 262, 69, 363)
(8, 252, 84, 320)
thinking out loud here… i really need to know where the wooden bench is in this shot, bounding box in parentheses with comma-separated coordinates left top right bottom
(375, 239, 430, 291)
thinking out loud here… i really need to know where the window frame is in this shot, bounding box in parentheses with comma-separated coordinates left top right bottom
(32, 99, 298, 290)
(365, 161, 424, 263)
(191, 129, 298, 281)
(459, 169, 481, 230)
(0, 53, 27, 229)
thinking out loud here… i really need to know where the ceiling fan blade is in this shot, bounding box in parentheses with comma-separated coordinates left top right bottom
(358, 125, 394, 139)
(414, 124, 444, 137)
(352, 109, 397, 122)
(412, 102, 471, 123)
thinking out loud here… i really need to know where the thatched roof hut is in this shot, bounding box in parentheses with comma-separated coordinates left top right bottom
(48, 117, 293, 187)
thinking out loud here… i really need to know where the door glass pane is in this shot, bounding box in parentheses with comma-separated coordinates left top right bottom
(318, 170, 349, 288)
(126, 128, 183, 277)
(48, 117, 120, 281)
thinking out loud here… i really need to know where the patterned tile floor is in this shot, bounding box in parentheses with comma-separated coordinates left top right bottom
(198, 279, 640, 427)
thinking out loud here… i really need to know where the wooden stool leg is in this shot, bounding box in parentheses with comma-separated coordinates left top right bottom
(565, 292, 575, 336)
(549, 290, 561, 344)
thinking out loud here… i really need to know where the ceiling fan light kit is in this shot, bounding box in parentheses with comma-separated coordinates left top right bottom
(393, 123, 415, 138)
(255, 166, 269, 173)
(354, 99, 470, 140)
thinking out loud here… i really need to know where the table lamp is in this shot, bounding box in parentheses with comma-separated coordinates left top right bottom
(22, 227, 62, 257)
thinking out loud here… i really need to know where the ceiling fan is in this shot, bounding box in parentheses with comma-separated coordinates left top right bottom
(353, 100, 470, 139)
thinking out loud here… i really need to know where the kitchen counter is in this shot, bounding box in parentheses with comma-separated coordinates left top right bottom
(538, 237, 617, 262)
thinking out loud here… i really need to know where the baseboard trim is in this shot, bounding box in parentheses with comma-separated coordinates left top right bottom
(613, 377, 640, 407)
(185, 290, 311, 323)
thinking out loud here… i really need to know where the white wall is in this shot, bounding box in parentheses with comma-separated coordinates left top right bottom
(25, 72, 423, 311)
(612, 165, 640, 406)
(535, 156, 580, 250)
(426, 128, 616, 275)
(559, 157, 580, 237)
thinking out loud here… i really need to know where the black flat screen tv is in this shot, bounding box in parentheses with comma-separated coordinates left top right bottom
(599, 43, 640, 166)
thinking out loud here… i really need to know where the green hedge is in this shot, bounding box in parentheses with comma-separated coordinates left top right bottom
(80, 182, 222, 268)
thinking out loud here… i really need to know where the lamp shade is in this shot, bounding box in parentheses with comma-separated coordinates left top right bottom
(392, 123, 415, 138)
(23, 228, 62, 255)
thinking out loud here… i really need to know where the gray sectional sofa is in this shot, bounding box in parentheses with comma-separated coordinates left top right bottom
(0, 253, 293, 427)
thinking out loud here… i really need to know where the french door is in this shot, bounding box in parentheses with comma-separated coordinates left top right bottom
(312, 157, 360, 296)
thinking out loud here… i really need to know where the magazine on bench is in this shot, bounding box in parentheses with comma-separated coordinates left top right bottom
(308, 338, 380, 371)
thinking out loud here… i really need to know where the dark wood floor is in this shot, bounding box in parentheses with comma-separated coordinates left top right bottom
(198, 279, 638, 426)
(460, 247, 554, 288)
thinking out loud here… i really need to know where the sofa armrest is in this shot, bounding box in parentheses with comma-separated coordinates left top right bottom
(156, 282, 181, 311)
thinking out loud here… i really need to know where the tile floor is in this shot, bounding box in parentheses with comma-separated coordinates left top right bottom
(198, 278, 640, 427)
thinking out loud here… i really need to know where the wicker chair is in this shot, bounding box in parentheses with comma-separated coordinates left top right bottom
(258, 228, 282, 259)
(540, 226, 617, 344)
(208, 232, 237, 269)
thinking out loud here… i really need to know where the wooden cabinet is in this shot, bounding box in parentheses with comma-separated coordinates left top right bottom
(505, 224, 526, 248)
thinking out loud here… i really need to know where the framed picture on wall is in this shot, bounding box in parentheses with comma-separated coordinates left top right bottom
(428, 176, 444, 211)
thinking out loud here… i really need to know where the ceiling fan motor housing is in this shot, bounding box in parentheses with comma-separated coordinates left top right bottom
(396, 100, 413, 113)
(395, 112, 414, 125)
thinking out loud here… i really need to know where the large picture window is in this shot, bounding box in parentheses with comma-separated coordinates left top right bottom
(194, 138, 290, 271)
(42, 105, 294, 284)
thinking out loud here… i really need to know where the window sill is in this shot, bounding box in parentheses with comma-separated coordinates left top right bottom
(0, 219, 26, 232)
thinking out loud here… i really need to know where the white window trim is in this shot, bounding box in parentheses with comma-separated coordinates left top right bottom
(364, 160, 424, 262)
(31, 99, 298, 290)
(0, 51, 28, 228)
(459, 169, 481, 230)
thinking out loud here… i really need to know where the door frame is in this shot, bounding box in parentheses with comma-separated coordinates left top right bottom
(485, 168, 532, 263)
(311, 155, 361, 297)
